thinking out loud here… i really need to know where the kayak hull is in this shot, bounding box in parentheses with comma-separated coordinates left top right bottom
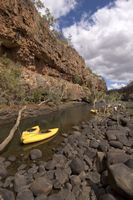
(21, 128, 59, 144)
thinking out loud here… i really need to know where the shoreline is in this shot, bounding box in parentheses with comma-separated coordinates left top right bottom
(0, 101, 88, 125)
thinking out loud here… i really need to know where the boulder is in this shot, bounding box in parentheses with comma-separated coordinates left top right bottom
(108, 163, 133, 198)
(16, 189, 34, 200)
(125, 159, 133, 169)
(96, 152, 106, 173)
(69, 158, 84, 175)
(98, 140, 109, 152)
(99, 193, 121, 200)
(106, 130, 117, 141)
(54, 168, 69, 185)
(30, 177, 52, 196)
(17, 164, 27, 171)
(101, 170, 108, 187)
(14, 174, 27, 192)
(0, 164, 8, 178)
(72, 126, 80, 131)
(109, 141, 123, 149)
(3, 176, 14, 188)
(119, 117, 128, 127)
(0, 156, 5, 163)
(73, 131, 81, 137)
(35, 194, 47, 200)
(83, 155, 92, 168)
(30, 149, 42, 160)
(0, 188, 15, 200)
(78, 186, 91, 200)
(107, 120, 117, 127)
(45, 160, 56, 170)
(4, 161, 11, 168)
(8, 155, 16, 162)
(89, 139, 99, 149)
(127, 124, 133, 134)
(28, 165, 38, 175)
(87, 171, 100, 184)
(48, 189, 75, 200)
(70, 175, 81, 186)
(107, 151, 130, 165)
(85, 148, 97, 158)
(116, 131, 131, 147)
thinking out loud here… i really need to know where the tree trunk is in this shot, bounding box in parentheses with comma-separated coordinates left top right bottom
(0, 106, 26, 152)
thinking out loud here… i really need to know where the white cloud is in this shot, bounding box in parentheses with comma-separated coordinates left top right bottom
(108, 82, 127, 90)
(62, 0, 133, 83)
(40, 0, 77, 18)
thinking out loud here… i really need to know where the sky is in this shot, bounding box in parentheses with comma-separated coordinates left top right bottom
(40, 0, 133, 90)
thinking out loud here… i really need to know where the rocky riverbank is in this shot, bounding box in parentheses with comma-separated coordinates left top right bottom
(0, 110, 133, 200)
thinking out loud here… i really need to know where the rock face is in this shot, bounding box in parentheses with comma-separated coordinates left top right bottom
(0, 0, 106, 101)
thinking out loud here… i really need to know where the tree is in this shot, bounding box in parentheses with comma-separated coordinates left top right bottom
(67, 34, 72, 45)
(44, 8, 56, 27)
(32, 0, 44, 9)
(32, 0, 55, 27)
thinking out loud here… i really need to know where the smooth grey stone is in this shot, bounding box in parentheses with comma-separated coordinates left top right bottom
(16, 189, 34, 200)
(0, 164, 8, 178)
(30, 177, 52, 196)
(108, 163, 133, 198)
(109, 141, 123, 149)
(30, 149, 42, 160)
(69, 158, 84, 175)
(0, 188, 15, 200)
(14, 174, 27, 192)
(107, 151, 130, 165)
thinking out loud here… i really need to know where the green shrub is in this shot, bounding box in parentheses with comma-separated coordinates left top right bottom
(0, 56, 25, 105)
(0, 56, 70, 106)
(25, 87, 48, 103)
(72, 75, 82, 85)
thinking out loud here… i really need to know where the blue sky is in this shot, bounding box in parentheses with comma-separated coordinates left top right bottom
(41, 0, 133, 90)
(59, 0, 115, 29)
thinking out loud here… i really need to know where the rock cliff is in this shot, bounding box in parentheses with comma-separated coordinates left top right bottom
(0, 0, 106, 103)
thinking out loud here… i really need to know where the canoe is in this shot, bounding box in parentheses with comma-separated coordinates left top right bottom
(90, 109, 98, 114)
(21, 128, 59, 144)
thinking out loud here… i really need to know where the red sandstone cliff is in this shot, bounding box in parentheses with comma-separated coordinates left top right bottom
(0, 0, 106, 102)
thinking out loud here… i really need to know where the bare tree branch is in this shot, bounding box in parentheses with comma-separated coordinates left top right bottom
(0, 106, 26, 152)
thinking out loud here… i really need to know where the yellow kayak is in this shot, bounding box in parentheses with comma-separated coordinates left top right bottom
(21, 126, 40, 141)
(21, 127, 59, 144)
(90, 109, 98, 114)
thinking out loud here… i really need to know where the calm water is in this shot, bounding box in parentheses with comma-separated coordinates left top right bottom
(0, 103, 92, 160)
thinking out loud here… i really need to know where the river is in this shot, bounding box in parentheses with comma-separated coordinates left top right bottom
(0, 103, 93, 160)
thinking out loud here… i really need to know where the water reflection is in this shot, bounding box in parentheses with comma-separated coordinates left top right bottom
(0, 103, 92, 159)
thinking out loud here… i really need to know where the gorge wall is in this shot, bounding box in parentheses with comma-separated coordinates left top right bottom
(0, 0, 106, 102)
